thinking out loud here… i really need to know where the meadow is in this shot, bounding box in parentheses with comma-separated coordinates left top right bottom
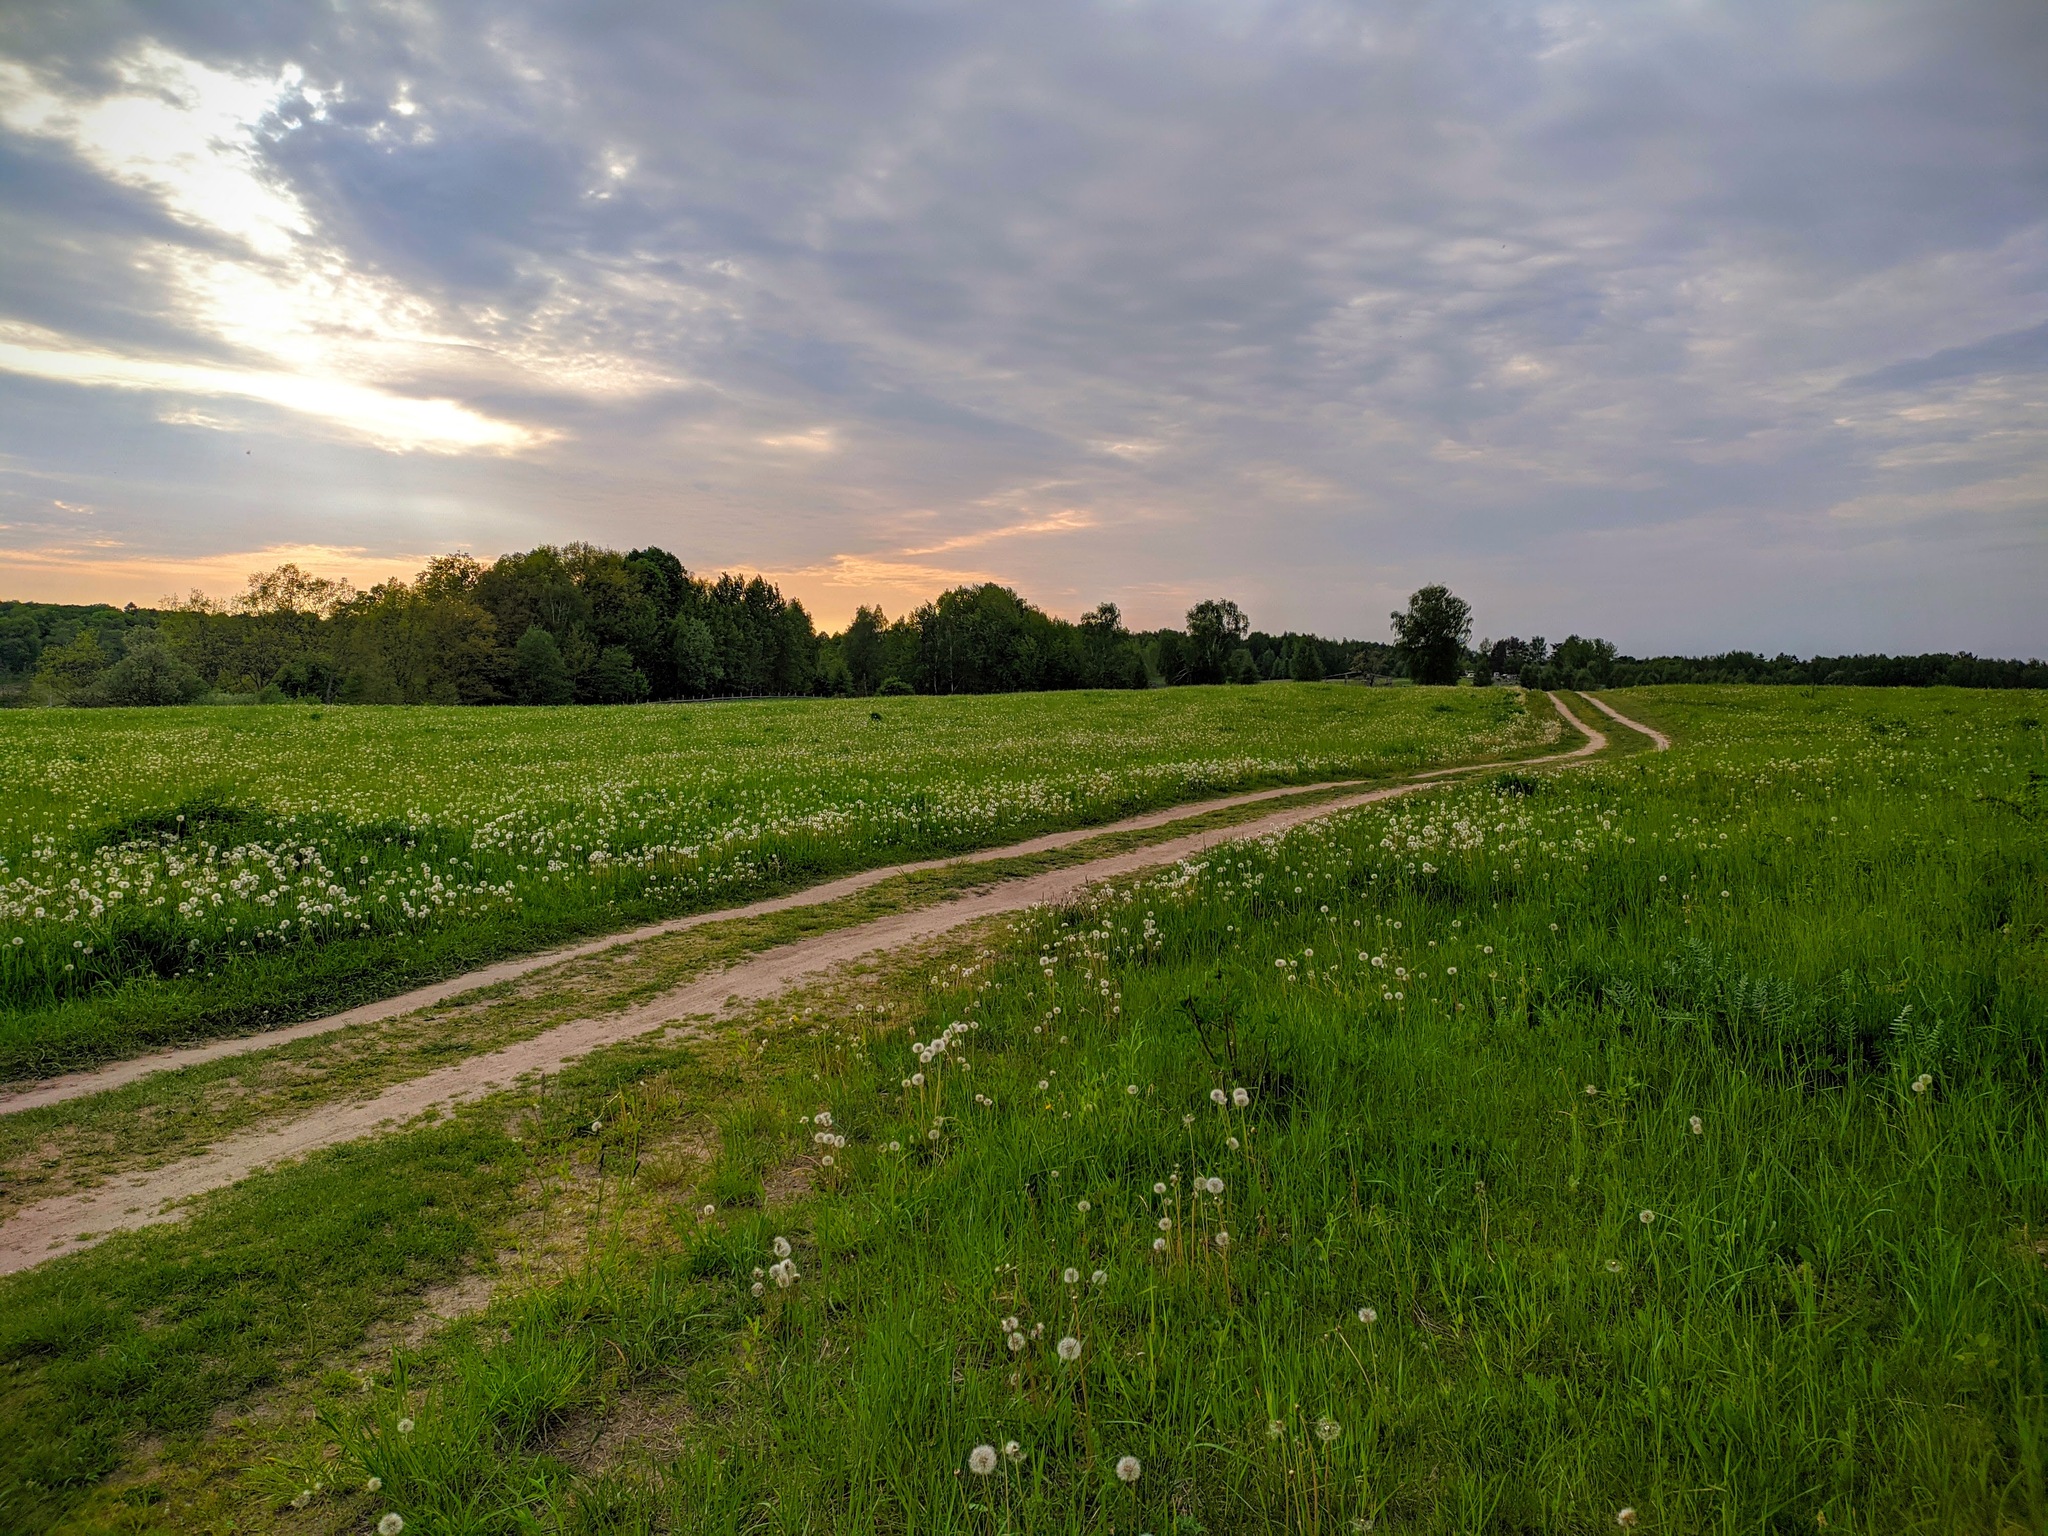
(0, 685, 1543, 1078)
(1, 686, 2041, 1534)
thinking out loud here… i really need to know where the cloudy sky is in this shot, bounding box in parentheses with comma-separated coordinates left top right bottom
(0, 1, 2042, 652)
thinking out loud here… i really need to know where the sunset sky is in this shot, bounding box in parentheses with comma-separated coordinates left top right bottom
(1, 1, 2042, 650)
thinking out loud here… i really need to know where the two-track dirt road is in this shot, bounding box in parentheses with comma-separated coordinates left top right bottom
(0, 694, 1667, 1276)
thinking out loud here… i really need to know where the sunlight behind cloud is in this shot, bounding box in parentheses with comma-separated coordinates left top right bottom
(0, 335, 547, 453)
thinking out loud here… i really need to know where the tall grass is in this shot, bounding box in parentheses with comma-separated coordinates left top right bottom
(0, 686, 1540, 1077)
(288, 688, 2046, 1533)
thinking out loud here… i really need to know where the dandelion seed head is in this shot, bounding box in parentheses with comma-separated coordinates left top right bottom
(365, 1477, 382, 1494)
(1639, 1209, 1656, 1225)
(1689, 1116, 1703, 1135)
(1316, 1416, 1342, 1442)
(1064, 1267, 1081, 1284)
(1008, 1331, 1026, 1351)
(1233, 1087, 1250, 1108)
(1115, 1455, 1142, 1484)
(1357, 1307, 1377, 1325)
(1091, 1269, 1107, 1285)
(396, 1418, 414, 1435)
(1058, 1334, 1082, 1361)
(773, 1236, 792, 1259)
(1210, 1088, 1227, 1105)
(968, 1444, 998, 1475)
(1617, 1510, 1639, 1528)
(1268, 1418, 1285, 1438)
(379, 1517, 406, 1536)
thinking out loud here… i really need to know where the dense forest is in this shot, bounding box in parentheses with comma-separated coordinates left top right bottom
(1, 547, 2040, 706)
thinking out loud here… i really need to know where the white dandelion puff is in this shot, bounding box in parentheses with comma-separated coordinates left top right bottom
(396, 1418, 414, 1435)
(968, 1444, 998, 1475)
(1115, 1455, 1142, 1483)
(1057, 1335, 1082, 1362)
(379, 1517, 406, 1536)
(1639, 1209, 1656, 1225)
(1210, 1088, 1227, 1105)
(1064, 1267, 1081, 1284)
(773, 1236, 792, 1259)
(1357, 1306, 1377, 1325)
(1232, 1087, 1250, 1108)
(1008, 1331, 1026, 1352)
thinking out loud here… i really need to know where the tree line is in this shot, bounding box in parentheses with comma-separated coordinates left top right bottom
(2, 560, 2039, 707)
(0, 548, 1385, 707)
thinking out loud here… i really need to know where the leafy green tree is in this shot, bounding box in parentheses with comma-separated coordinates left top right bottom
(672, 614, 720, 696)
(1288, 637, 1326, 682)
(587, 646, 650, 703)
(98, 638, 206, 706)
(1390, 584, 1472, 686)
(32, 631, 111, 701)
(1227, 646, 1262, 684)
(511, 626, 573, 705)
(0, 614, 43, 676)
(1184, 599, 1250, 685)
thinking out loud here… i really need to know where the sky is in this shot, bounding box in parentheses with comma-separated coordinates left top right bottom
(0, 0, 2043, 654)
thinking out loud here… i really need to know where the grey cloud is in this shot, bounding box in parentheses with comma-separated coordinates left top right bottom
(0, 0, 2043, 651)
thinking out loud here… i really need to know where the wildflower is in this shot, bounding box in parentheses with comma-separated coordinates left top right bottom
(380, 1517, 406, 1536)
(1688, 1116, 1703, 1135)
(969, 1444, 998, 1475)
(1606, 1259, 1622, 1273)
(1058, 1335, 1082, 1362)
(1912, 1072, 1933, 1095)
(1267, 1419, 1285, 1438)
(1233, 1087, 1250, 1108)
(1153, 1236, 1167, 1252)
(1214, 1230, 1231, 1249)
(751, 1281, 765, 1296)
(1126, 1083, 1139, 1095)
(912, 1072, 925, 1087)
(1116, 1455, 1142, 1484)
(292, 1489, 311, 1509)
(815, 1110, 832, 1128)
(1204, 1176, 1225, 1195)
(1008, 1331, 1027, 1352)
(1585, 1084, 1598, 1096)
(700, 1203, 715, 1218)
(889, 1140, 902, 1152)
(773, 1235, 792, 1259)
(1211, 1088, 1228, 1105)
(1064, 1267, 1081, 1284)
(590, 1119, 603, 1134)
(1004, 1440, 1023, 1462)
(1091, 1269, 1107, 1285)
(396, 1418, 415, 1435)
(1357, 1306, 1377, 1325)
(1227, 1135, 1241, 1150)
(1316, 1416, 1342, 1442)
(1158, 1216, 1172, 1231)
(1153, 1181, 1167, 1195)
(365, 1477, 383, 1493)
(1617, 1511, 1638, 1528)
(1639, 1209, 1656, 1225)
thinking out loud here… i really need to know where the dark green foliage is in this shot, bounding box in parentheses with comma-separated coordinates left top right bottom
(1390, 583, 1473, 685)
(512, 626, 574, 705)
(1184, 597, 1251, 684)
(95, 638, 206, 706)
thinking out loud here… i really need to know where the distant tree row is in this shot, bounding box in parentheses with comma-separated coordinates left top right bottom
(4, 564, 2039, 706)
(1476, 634, 2048, 692)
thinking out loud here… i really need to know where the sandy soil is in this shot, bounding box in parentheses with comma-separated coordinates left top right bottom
(0, 694, 1637, 1277)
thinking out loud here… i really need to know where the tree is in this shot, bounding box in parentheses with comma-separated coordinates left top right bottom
(1390, 585, 1472, 686)
(511, 626, 573, 705)
(1184, 599, 1250, 685)
(32, 631, 111, 701)
(98, 637, 206, 705)
(1288, 636, 1326, 682)
(587, 645, 650, 703)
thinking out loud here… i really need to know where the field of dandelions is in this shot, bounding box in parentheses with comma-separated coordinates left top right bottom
(0, 685, 1542, 1076)
(300, 688, 2044, 1534)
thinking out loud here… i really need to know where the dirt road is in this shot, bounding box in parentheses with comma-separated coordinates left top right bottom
(0, 694, 1664, 1276)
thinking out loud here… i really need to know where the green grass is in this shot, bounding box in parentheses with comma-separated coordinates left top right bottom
(5, 686, 2044, 1533)
(0, 685, 1547, 1078)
